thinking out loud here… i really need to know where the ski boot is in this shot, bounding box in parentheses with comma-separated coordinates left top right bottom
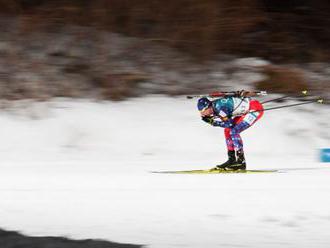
(226, 149, 246, 170)
(211, 150, 236, 171)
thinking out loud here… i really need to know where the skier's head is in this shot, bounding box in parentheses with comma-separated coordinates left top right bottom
(197, 97, 213, 116)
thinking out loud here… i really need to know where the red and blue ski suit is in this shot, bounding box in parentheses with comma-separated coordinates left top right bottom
(205, 97, 264, 151)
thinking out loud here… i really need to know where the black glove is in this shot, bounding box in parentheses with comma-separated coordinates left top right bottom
(202, 116, 214, 125)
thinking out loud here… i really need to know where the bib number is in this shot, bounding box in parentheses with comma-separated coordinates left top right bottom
(244, 113, 258, 125)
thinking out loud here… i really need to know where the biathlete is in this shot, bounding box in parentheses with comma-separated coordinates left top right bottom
(197, 90, 264, 170)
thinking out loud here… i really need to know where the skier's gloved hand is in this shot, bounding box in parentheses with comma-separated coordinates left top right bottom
(202, 116, 214, 125)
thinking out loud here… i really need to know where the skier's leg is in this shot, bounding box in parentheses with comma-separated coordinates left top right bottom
(230, 100, 264, 150)
(224, 116, 242, 152)
(224, 128, 235, 151)
(217, 104, 263, 170)
(227, 108, 264, 170)
(215, 128, 236, 169)
(225, 123, 248, 170)
(230, 121, 249, 151)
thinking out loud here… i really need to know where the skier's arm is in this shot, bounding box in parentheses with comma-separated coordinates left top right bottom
(201, 116, 234, 128)
(212, 117, 234, 128)
(214, 109, 234, 128)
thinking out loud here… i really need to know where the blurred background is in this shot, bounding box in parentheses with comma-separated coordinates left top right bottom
(0, 0, 329, 101)
(0, 2, 330, 248)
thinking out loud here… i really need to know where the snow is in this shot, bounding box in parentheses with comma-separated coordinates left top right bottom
(0, 96, 329, 248)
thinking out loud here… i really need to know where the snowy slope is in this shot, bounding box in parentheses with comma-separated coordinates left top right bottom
(0, 96, 329, 248)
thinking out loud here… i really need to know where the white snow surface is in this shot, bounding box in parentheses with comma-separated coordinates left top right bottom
(0, 96, 329, 248)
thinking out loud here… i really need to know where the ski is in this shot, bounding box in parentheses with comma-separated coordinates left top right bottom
(151, 168, 278, 174)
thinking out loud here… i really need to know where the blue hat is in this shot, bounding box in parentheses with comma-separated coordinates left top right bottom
(197, 97, 211, 111)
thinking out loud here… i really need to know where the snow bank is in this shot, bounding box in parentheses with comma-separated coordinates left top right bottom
(0, 96, 329, 248)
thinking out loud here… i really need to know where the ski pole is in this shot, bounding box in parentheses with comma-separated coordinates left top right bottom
(245, 98, 324, 115)
(262, 98, 323, 111)
(261, 90, 309, 104)
(186, 90, 267, 99)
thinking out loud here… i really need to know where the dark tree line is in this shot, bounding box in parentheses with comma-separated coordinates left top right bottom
(0, 0, 329, 62)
